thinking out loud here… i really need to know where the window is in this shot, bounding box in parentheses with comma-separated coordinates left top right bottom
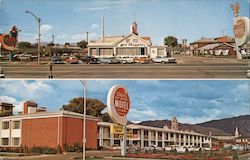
(2, 121, 9, 129)
(12, 121, 20, 129)
(12, 138, 20, 146)
(1, 138, 9, 146)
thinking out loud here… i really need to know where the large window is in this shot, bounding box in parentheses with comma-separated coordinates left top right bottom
(2, 121, 9, 129)
(12, 138, 20, 146)
(12, 121, 20, 129)
(1, 138, 9, 146)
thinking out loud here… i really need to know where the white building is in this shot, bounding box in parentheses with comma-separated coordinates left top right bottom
(88, 21, 169, 58)
(97, 119, 212, 149)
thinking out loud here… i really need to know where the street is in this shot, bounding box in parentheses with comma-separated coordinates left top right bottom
(1, 63, 249, 79)
(0, 55, 249, 79)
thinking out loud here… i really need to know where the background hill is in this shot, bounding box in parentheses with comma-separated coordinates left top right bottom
(198, 115, 250, 136)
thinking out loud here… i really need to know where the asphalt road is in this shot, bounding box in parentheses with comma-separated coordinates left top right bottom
(1, 63, 250, 79)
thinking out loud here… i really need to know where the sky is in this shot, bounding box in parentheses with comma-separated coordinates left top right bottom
(0, 0, 249, 45)
(0, 80, 249, 124)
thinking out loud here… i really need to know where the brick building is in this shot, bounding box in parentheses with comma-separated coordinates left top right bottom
(0, 101, 99, 150)
(190, 36, 236, 57)
(0, 102, 14, 117)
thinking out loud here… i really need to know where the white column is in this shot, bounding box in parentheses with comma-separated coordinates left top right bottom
(113, 47, 117, 56)
(199, 136, 202, 147)
(209, 137, 212, 148)
(192, 135, 195, 147)
(140, 129, 144, 148)
(110, 133, 114, 146)
(155, 131, 158, 147)
(162, 132, 165, 148)
(148, 130, 151, 146)
(168, 132, 171, 142)
(187, 135, 190, 146)
(183, 134, 186, 146)
(173, 133, 176, 145)
(99, 127, 103, 147)
(178, 134, 181, 147)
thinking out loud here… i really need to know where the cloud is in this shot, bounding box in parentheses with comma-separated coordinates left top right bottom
(40, 24, 53, 33)
(90, 24, 99, 30)
(75, 6, 112, 12)
(0, 96, 26, 113)
(57, 32, 99, 43)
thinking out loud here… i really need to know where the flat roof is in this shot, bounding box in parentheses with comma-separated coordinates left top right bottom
(0, 110, 99, 121)
(98, 122, 208, 137)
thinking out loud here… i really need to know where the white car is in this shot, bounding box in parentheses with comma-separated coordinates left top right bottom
(176, 146, 187, 153)
(152, 56, 176, 63)
(117, 57, 134, 64)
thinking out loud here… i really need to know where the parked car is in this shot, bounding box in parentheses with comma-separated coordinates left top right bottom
(81, 56, 93, 64)
(52, 56, 65, 64)
(18, 53, 32, 61)
(176, 146, 188, 153)
(99, 57, 120, 64)
(152, 56, 176, 63)
(117, 56, 134, 64)
(88, 57, 100, 64)
(66, 56, 79, 64)
(133, 57, 151, 64)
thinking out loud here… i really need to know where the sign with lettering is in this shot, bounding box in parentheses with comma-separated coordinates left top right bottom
(107, 85, 130, 125)
(110, 124, 124, 134)
(0, 34, 17, 51)
(234, 17, 250, 47)
(117, 34, 149, 47)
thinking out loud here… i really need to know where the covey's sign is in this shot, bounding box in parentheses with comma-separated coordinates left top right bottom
(107, 85, 130, 125)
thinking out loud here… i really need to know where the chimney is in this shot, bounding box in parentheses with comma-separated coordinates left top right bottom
(23, 101, 38, 114)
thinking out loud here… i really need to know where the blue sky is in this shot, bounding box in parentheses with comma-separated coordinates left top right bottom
(0, 80, 249, 124)
(0, 0, 249, 45)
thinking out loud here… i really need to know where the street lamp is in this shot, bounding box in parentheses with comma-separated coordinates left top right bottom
(80, 80, 86, 160)
(25, 10, 41, 64)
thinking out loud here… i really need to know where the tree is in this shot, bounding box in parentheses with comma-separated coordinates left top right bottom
(64, 42, 70, 47)
(77, 40, 88, 49)
(18, 42, 32, 48)
(164, 36, 178, 47)
(62, 97, 112, 122)
(47, 42, 55, 47)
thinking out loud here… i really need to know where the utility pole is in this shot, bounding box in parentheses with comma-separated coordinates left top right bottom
(100, 17, 104, 42)
(86, 32, 88, 43)
(52, 34, 55, 44)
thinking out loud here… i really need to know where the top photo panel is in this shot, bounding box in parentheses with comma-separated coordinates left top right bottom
(0, 0, 249, 79)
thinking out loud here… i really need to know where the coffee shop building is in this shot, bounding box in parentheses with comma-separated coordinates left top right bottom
(88, 21, 172, 58)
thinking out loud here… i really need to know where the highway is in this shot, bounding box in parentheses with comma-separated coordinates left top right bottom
(1, 63, 249, 79)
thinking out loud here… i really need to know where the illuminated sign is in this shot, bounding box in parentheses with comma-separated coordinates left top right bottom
(107, 85, 130, 125)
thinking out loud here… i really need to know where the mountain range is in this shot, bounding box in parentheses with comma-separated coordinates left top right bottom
(137, 115, 250, 137)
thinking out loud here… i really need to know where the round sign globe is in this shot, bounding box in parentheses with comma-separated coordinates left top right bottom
(107, 85, 130, 126)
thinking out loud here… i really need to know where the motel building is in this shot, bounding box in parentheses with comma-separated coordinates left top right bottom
(0, 101, 98, 150)
(97, 117, 212, 149)
(0, 101, 212, 150)
(88, 21, 167, 58)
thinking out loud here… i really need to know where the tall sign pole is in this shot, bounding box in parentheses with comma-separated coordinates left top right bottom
(107, 85, 130, 157)
(80, 80, 87, 160)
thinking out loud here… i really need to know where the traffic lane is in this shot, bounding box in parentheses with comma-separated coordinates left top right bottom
(3, 68, 248, 79)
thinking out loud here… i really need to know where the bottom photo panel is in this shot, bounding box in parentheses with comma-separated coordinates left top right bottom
(0, 80, 249, 160)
